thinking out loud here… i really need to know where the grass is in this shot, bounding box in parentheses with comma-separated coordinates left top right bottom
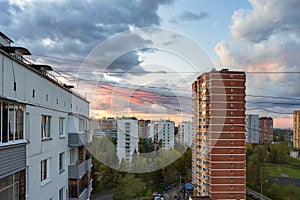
(265, 165, 300, 179)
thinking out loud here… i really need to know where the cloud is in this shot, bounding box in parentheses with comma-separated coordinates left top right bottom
(230, 0, 300, 43)
(1, 0, 174, 59)
(215, 0, 300, 127)
(170, 11, 209, 24)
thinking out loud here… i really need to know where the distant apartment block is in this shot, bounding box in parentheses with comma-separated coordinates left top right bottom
(0, 32, 92, 200)
(178, 121, 192, 147)
(259, 117, 273, 143)
(246, 114, 259, 144)
(93, 117, 117, 138)
(147, 121, 155, 140)
(138, 119, 150, 138)
(150, 120, 175, 150)
(116, 117, 139, 162)
(293, 110, 300, 149)
(192, 69, 246, 199)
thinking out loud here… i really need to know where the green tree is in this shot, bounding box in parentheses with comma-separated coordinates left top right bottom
(284, 184, 300, 200)
(266, 184, 284, 200)
(145, 188, 153, 197)
(253, 145, 267, 164)
(113, 174, 146, 200)
(269, 142, 290, 164)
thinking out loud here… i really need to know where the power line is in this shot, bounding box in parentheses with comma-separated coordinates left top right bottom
(33, 53, 300, 74)
(246, 108, 292, 115)
(47, 66, 300, 116)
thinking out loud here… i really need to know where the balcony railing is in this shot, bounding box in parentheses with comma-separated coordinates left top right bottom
(69, 131, 89, 146)
(69, 158, 91, 179)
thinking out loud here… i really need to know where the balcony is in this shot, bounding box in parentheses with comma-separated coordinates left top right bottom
(69, 188, 89, 200)
(69, 158, 91, 179)
(85, 157, 92, 171)
(0, 142, 26, 178)
(68, 131, 89, 146)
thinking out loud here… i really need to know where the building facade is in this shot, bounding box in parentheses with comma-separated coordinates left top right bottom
(245, 114, 259, 144)
(116, 117, 139, 162)
(0, 32, 92, 200)
(259, 117, 273, 143)
(178, 121, 192, 147)
(93, 117, 117, 138)
(151, 120, 175, 150)
(138, 119, 150, 138)
(192, 69, 246, 199)
(293, 110, 300, 149)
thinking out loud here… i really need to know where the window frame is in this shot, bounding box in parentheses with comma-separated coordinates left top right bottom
(40, 158, 51, 186)
(0, 101, 25, 144)
(41, 115, 51, 140)
(59, 187, 64, 200)
(59, 117, 65, 138)
(59, 152, 65, 173)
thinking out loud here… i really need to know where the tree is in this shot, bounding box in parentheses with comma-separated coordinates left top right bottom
(284, 184, 300, 200)
(269, 142, 290, 164)
(266, 184, 284, 199)
(246, 143, 253, 159)
(113, 174, 146, 200)
(253, 145, 267, 164)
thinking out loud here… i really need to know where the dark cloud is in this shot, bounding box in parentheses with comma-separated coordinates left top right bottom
(1, 0, 174, 60)
(105, 51, 147, 76)
(170, 11, 209, 24)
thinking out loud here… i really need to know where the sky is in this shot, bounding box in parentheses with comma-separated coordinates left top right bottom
(1, 0, 300, 128)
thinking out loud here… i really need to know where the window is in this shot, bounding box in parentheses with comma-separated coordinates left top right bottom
(25, 113, 30, 141)
(79, 118, 85, 132)
(8, 104, 15, 141)
(41, 115, 51, 139)
(41, 159, 51, 185)
(15, 105, 24, 140)
(59, 152, 64, 173)
(59, 117, 65, 137)
(0, 102, 25, 143)
(59, 187, 64, 200)
(0, 172, 22, 200)
(70, 147, 78, 165)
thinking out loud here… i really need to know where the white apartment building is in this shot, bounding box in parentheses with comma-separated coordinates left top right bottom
(116, 117, 139, 162)
(0, 32, 92, 200)
(246, 114, 259, 144)
(152, 120, 175, 150)
(178, 121, 192, 147)
(147, 121, 155, 141)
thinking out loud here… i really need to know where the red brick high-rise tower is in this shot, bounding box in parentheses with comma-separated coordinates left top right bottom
(192, 69, 246, 199)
